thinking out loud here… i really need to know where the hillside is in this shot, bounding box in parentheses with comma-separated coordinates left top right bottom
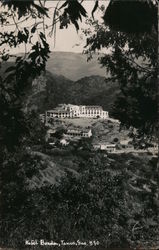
(46, 51, 106, 81)
(28, 71, 74, 112)
(28, 71, 119, 114)
(71, 75, 119, 112)
(1, 52, 118, 114)
(3, 52, 106, 81)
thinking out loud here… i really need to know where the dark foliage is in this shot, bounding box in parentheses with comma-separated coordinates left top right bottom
(84, 4, 158, 140)
(2, 0, 48, 19)
(0, 153, 158, 248)
(59, 0, 87, 30)
(104, 0, 157, 33)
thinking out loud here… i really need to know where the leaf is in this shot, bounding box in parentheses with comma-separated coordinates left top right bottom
(92, 1, 99, 19)
(77, 2, 87, 17)
(59, 1, 68, 10)
(5, 66, 16, 73)
(24, 27, 29, 34)
(72, 21, 79, 31)
(31, 25, 36, 33)
(32, 3, 49, 17)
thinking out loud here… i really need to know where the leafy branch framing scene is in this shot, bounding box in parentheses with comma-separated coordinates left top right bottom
(0, 1, 158, 249)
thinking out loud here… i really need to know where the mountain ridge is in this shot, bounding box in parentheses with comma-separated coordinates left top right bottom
(28, 71, 119, 115)
(46, 51, 106, 81)
(5, 51, 106, 81)
(1, 52, 118, 115)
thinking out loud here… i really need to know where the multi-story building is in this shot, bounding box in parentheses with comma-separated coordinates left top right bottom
(44, 104, 109, 124)
(78, 105, 108, 119)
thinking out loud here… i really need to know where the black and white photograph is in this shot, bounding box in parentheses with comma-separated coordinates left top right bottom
(0, 1, 158, 249)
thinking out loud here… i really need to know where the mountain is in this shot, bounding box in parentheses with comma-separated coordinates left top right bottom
(28, 72, 74, 112)
(70, 75, 119, 112)
(2, 51, 106, 81)
(46, 52, 106, 81)
(28, 71, 119, 114)
(1, 52, 118, 114)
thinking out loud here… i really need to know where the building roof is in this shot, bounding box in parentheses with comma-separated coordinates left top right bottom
(47, 109, 72, 113)
(47, 104, 104, 113)
(85, 105, 103, 109)
(67, 130, 82, 134)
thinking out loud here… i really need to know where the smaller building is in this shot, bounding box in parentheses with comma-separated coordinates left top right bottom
(94, 143, 116, 153)
(65, 128, 92, 138)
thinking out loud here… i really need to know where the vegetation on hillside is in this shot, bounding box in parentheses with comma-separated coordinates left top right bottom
(26, 72, 119, 115)
(1, 149, 158, 249)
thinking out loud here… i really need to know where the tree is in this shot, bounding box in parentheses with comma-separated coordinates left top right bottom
(83, 1, 158, 142)
(103, 0, 157, 33)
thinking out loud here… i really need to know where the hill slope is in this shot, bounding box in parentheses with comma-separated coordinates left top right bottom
(46, 51, 106, 81)
(28, 72, 119, 114)
(2, 51, 106, 81)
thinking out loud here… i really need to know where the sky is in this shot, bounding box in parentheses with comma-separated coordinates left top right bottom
(1, 0, 110, 54)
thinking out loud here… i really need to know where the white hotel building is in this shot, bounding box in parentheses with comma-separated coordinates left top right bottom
(45, 104, 109, 123)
